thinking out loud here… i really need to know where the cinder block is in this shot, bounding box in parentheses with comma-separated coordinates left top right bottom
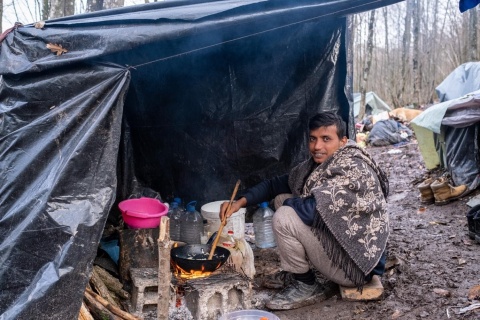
(340, 275, 384, 301)
(130, 268, 160, 316)
(129, 268, 252, 320)
(183, 273, 252, 320)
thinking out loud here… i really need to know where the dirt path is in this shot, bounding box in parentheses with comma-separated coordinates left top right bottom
(252, 142, 480, 320)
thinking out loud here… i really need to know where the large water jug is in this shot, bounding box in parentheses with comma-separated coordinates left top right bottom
(168, 202, 183, 241)
(173, 197, 185, 211)
(253, 202, 276, 248)
(180, 201, 204, 244)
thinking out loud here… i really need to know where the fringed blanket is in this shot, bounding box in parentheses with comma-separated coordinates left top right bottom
(288, 141, 389, 287)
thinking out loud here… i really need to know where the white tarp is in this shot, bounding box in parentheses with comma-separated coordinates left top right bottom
(411, 89, 480, 133)
(353, 91, 392, 118)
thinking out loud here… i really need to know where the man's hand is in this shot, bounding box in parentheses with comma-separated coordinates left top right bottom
(219, 197, 247, 222)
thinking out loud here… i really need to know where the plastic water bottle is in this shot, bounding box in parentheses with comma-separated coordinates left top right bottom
(173, 197, 184, 211)
(180, 201, 204, 244)
(253, 202, 276, 248)
(168, 202, 182, 241)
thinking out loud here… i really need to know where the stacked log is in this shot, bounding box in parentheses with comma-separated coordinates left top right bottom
(80, 215, 172, 320)
(79, 262, 140, 320)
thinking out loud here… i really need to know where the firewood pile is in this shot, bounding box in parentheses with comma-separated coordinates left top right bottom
(79, 216, 173, 320)
(79, 265, 140, 320)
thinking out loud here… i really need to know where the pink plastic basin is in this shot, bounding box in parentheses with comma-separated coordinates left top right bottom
(118, 197, 168, 229)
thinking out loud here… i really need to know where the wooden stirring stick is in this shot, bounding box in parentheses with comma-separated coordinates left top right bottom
(208, 179, 241, 260)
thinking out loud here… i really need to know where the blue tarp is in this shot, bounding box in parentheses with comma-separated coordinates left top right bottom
(459, 0, 480, 12)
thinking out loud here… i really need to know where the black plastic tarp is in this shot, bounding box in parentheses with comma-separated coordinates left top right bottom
(0, 0, 403, 318)
(0, 63, 129, 319)
(435, 62, 480, 190)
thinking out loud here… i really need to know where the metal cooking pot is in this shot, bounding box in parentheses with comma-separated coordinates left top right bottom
(170, 244, 230, 273)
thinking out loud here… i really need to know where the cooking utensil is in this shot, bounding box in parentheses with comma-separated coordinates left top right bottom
(170, 244, 230, 273)
(208, 180, 241, 260)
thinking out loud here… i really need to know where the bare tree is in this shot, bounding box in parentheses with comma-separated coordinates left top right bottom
(468, 8, 478, 61)
(104, 0, 125, 10)
(398, 0, 413, 107)
(390, 4, 405, 108)
(1, 0, 3, 32)
(351, 0, 480, 111)
(358, 9, 376, 121)
(426, 0, 439, 103)
(49, 0, 75, 19)
(42, 0, 49, 20)
(412, 0, 420, 106)
(86, 0, 125, 12)
(86, 0, 103, 12)
(353, 13, 363, 93)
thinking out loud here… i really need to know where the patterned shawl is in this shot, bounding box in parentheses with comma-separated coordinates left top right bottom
(288, 140, 389, 287)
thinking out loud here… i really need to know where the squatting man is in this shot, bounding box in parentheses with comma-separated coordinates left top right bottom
(220, 111, 389, 310)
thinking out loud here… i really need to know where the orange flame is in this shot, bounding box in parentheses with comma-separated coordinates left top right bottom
(172, 263, 215, 280)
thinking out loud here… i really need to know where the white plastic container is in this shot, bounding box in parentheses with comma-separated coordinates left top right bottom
(201, 200, 246, 239)
(219, 309, 280, 320)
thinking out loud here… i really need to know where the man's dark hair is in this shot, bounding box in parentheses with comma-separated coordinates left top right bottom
(308, 112, 347, 138)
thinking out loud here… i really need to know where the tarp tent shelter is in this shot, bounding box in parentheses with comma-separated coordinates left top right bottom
(412, 62, 480, 191)
(353, 91, 392, 119)
(0, 0, 403, 318)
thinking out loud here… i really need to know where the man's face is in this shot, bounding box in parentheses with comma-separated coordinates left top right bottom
(309, 125, 348, 164)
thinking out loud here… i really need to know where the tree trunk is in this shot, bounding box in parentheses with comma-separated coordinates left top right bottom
(358, 9, 376, 121)
(42, 0, 49, 20)
(427, 0, 439, 103)
(0, 0, 3, 32)
(87, 0, 125, 12)
(87, 0, 104, 12)
(353, 14, 362, 93)
(469, 8, 478, 61)
(412, 0, 420, 107)
(49, 0, 75, 19)
(104, 0, 125, 10)
(383, 7, 395, 108)
(398, 0, 413, 107)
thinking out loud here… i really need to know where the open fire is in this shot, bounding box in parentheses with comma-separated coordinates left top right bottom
(172, 262, 216, 280)
(170, 242, 231, 282)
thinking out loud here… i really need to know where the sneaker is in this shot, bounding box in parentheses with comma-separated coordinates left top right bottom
(262, 270, 294, 289)
(265, 279, 326, 310)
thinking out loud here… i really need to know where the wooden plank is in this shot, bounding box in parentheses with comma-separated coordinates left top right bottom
(157, 216, 171, 320)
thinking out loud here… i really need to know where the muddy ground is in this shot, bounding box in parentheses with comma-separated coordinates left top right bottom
(249, 141, 480, 320)
(136, 140, 480, 320)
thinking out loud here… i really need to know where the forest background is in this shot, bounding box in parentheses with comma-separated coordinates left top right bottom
(1, 0, 477, 118)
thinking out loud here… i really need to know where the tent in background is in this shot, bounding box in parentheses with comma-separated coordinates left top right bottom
(0, 0, 404, 318)
(412, 62, 480, 191)
(353, 91, 392, 119)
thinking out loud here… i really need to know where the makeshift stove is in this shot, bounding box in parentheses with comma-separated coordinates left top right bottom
(174, 272, 252, 320)
(129, 257, 252, 320)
